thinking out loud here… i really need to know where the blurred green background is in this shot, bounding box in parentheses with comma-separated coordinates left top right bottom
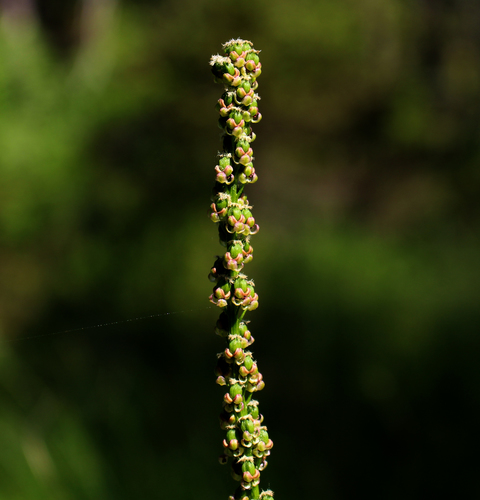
(1, 0, 480, 498)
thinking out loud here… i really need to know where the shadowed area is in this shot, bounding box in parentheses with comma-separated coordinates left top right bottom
(1, 0, 480, 498)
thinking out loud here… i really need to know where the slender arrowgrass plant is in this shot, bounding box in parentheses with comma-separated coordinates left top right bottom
(208, 40, 274, 500)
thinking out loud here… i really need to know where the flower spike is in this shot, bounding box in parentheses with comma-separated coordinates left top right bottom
(209, 40, 273, 500)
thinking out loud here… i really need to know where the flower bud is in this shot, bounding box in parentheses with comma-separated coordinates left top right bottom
(230, 243, 243, 259)
(226, 118, 237, 130)
(241, 417, 255, 434)
(236, 87, 246, 100)
(239, 154, 252, 166)
(238, 322, 251, 339)
(234, 57, 245, 68)
(231, 111, 242, 125)
(217, 102, 231, 117)
(228, 50, 240, 61)
(219, 156, 231, 168)
(210, 280, 231, 307)
(242, 95, 253, 107)
(223, 429, 239, 451)
(234, 277, 248, 293)
(231, 384, 243, 397)
(242, 80, 251, 94)
(231, 75, 242, 86)
(243, 356, 254, 372)
(222, 92, 234, 106)
(232, 125, 244, 138)
(242, 461, 260, 483)
(223, 72, 234, 85)
(245, 60, 257, 71)
(224, 251, 244, 271)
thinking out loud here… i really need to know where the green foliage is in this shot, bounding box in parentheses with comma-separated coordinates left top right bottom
(1, 1, 480, 499)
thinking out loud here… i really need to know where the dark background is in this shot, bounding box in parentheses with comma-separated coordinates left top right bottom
(1, 0, 480, 498)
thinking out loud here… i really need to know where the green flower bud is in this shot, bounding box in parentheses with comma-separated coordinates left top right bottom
(233, 111, 243, 125)
(241, 418, 255, 434)
(229, 338, 242, 353)
(242, 461, 256, 475)
(242, 208, 252, 220)
(259, 429, 269, 444)
(229, 383, 243, 398)
(245, 60, 256, 72)
(232, 75, 242, 87)
(234, 278, 248, 293)
(232, 43, 243, 55)
(220, 281, 232, 297)
(242, 461, 260, 483)
(210, 280, 232, 308)
(246, 299, 259, 311)
(223, 92, 234, 106)
(216, 198, 228, 211)
(239, 323, 253, 344)
(236, 139, 250, 154)
(244, 355, 254, 371)
(236, 87, 247, 100)
(225, 382, 243, 405)
(226, 429, 237, 442)
(249, 405, 260, 421)
(219, 156, 231, 168)
(232, 125, 244, 138)
(224, 429, 240, 451)
(223, 72, 234, 85)
(230, 243, 243, 259)
(239, 154, 252, 166)
(238, 322, 249, 336)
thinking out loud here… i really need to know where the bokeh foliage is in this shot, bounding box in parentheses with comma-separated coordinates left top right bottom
(1, 0, 480, 498)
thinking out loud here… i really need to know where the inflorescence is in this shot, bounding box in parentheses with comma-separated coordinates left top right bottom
(208, 39, 274, 500)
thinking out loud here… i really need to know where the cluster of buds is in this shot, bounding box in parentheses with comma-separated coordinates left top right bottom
(209, 39, 273, 500)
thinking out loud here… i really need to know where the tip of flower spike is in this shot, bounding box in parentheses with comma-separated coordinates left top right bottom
(222, 38, 253, 49)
